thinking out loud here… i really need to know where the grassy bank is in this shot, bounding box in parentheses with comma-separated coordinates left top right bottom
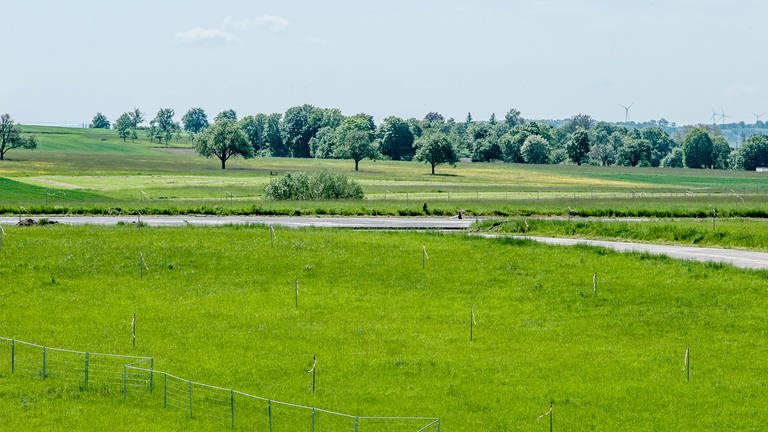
(476, 217, 768, 250)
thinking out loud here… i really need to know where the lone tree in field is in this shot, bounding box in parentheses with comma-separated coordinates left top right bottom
(90, 112, 110, 129)
(196, 119, 253, 169)
(0, 114, 37, 160)
(414, 131, 458, 174)
(334, 129, 378, 171)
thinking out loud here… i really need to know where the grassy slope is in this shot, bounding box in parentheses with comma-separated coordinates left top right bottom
(1, 226, 767, 431)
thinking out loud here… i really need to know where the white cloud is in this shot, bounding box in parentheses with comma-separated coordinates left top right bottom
(226, 14, 291, 32)
(175, 27, 240, 44)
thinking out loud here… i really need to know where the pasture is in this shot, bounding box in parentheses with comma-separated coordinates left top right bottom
(0, 126, 767, 217)
(1, 225, 767, 430)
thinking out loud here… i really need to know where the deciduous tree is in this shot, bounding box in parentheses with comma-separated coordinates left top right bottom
(0, 114, 37, 160)
(415, 131, 459, 174)
(182, 108, 209, 135)
(195, 119, 253, 169)
(90, 112, 110, 129)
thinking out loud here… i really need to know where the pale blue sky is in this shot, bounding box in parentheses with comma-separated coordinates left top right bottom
(2, 0, 766, 126)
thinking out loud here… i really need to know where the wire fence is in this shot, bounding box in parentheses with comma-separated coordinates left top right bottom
(0, 337, 440, 431)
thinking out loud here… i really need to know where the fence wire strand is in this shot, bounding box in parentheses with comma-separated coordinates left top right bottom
(0, 336, 439, 431)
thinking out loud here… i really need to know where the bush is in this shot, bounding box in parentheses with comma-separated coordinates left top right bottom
(264, 171, 364, 200)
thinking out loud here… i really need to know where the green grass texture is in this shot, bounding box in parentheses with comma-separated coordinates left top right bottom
(0, 225, 766, 431)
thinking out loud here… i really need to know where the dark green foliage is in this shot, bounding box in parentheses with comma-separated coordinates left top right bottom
(0, 114, 37, 160)
(414, 131, 459, 174)
(683, 128, 715, 168)
(378, 116, 415, 161)
(662, 147, 684, 168)
(195, 120, 253, 169)
(737, 135, 768, 170)
(566, 129, 590, 165)
(214, 109, 237, 122)
(181, 108, 209, 134)
(520, 135, 549, 164)
(617, 138, 652, 167)
(114, 113, 136, 142)
(308, 126, 337, 159)
(148, 108, 179, 145)
(90, 112, 110, 129)
(240, 114, 266, 153)
(264, 171, 364, 200)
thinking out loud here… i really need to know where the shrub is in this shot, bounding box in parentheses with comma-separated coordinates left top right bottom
(264, 171, 364, 200)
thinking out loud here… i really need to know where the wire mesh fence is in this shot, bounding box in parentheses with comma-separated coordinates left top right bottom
(0, 337, 440, 431)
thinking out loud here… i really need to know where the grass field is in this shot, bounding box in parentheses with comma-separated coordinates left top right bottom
(1, 225, 767, 431)
(477, 217, 768, 251)
(1, 125, 767, 217)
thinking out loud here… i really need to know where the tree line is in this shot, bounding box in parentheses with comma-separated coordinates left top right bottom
(76, 107, 768, 173)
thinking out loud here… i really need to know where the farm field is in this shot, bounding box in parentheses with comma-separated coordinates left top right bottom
(1, 225, 767, 431)
(1, 126, 767, 218)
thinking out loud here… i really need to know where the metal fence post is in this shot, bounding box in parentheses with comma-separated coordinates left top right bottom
(188, 380, 193, 418)
(311, 408, 315, 432)
(84, 352, 89, 388)
(42, 346, 47, 379)
(268, 400, 273, 432)
(163, 373, 167, 408)
(123, 366, 127, 400)
(437, 418, 441, 432)
(354, 416, 359, 432)
(11, 339, 14, 374)
(149, 358, 154, 393)
(230, 390, 235, 428)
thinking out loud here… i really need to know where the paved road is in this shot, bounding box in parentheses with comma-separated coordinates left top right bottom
(477, 234, 768, 270)
(2, 216, 767, 269)
(0, 215, 474, 229)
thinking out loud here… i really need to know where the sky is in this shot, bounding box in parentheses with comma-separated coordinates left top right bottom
(2, 0, 767, 126)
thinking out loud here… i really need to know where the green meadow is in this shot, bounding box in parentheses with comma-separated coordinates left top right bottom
(0, 125, 766, 217)
(1, 225, 767, 431)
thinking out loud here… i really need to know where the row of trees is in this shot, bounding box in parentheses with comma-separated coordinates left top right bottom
(92, 107, 768, 171)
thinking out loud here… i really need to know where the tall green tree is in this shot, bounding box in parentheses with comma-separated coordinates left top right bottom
(682, 128, 715, 168)
(282, 104, 326, 158)
(711, 135, 732, 169)
(90, 112, 110, 129)
(240, 114, 267, 153)
(378, 116, 415, 161)
(520, 135, 549, 164)
(114, 113, 136, 142)
(264, 113, 287, 157)
(215, 109, 237, 122)
(150, 108, 179, 145)
(414, 131, 459, 174)
(309, 126, 337, 159)
(336, 114, 376, 147)
(195, 119, 253, 169)
(334, 129, 378, 171)
(737, 135, 768, 170)
(182, 108, 209, 135)
(617, 138, 652, 167)
(128, 108, 144, 128)
(504, 108, 523, 128)
(566, 129, 590, 165)
(0, 114, 37, 160)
